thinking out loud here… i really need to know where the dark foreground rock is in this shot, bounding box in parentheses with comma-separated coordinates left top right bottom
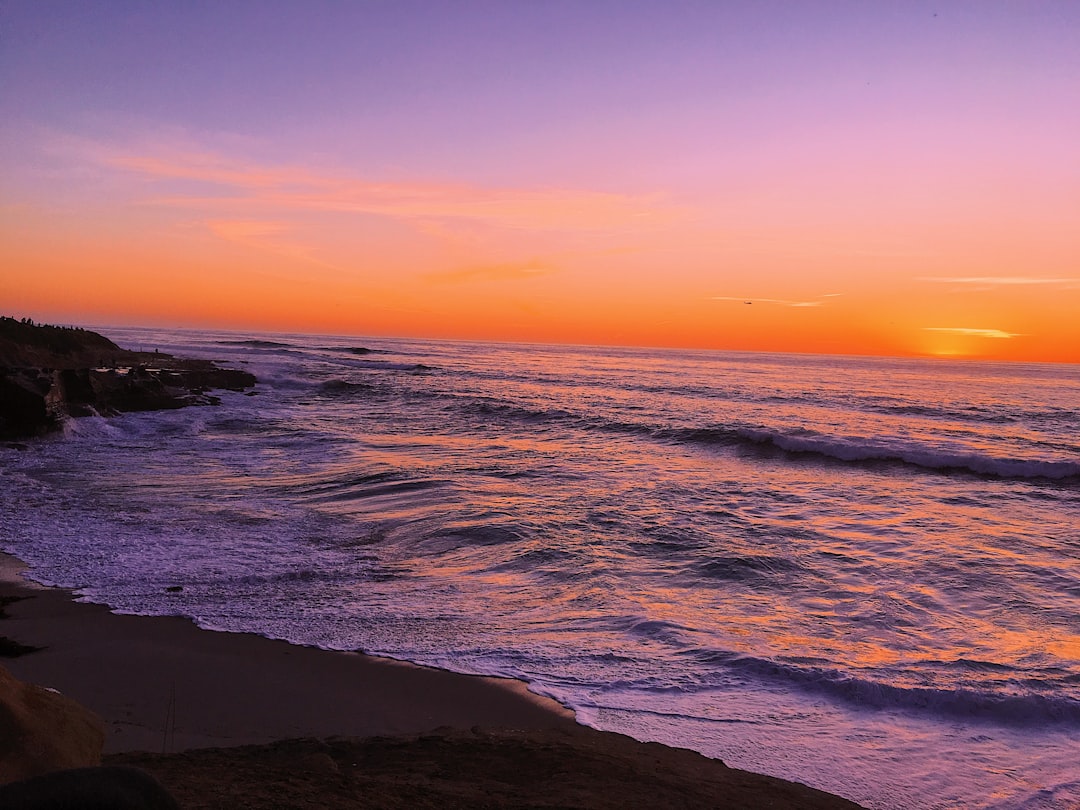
(0, 766, 180, 810)
(0, 664, 105, 785)
(0, 317, 255, 439)
(108, 728, 864, 810)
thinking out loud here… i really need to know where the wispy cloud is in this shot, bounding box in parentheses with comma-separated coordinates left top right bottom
(425, 260, 553, 283)
(923, 327, 1022, 339)
(90, 144, 682, 233)
(711, 294, 841, 308)
(107, 153, 303, 189)
(921, 276, 1080, 287)
(207, 219, 287, 242)
(205, 218, 344, 272)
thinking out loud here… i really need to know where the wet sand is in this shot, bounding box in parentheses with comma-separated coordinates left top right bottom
(0, 553, 574, 753)
(1, 552, 862, 807)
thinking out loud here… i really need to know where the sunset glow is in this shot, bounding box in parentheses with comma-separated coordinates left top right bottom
(2, 2, 1077, 361)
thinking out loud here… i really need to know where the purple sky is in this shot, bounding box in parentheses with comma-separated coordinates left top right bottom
(2, 1, 1078, 359)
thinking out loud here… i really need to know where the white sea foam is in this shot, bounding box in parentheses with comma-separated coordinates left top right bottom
(737, 428, 1080, 480)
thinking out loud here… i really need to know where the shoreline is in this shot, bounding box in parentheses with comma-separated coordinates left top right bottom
(0, 550, 863, 807)
(0, 551, 576, 753)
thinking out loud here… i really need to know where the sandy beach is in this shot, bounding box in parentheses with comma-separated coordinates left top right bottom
(0, 551, 576, 753)
(0, 551, 862, 808)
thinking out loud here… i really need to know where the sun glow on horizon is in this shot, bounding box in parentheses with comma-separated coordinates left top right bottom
(2, 4, 1077, 363)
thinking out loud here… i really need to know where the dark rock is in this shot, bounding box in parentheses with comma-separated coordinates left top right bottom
(0, 317, 121, 369)
(169, 364, 256, 392)
(0, 318, 257, 439)
(0, 370, 56, 438)
(0, 765, 179, 810)
(87, 368, 185, 413)
(0, 637, 42, 658)
(48, 369, 97, 417)
(0, 664, 105, 785)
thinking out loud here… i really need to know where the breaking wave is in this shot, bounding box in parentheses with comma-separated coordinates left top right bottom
(694, 652, 1080, 726)
(733, 428, 1080, 481)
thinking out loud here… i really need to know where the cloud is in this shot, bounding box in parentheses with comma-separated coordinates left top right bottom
(921, 276, 1080, 287)
(107, 153, 303, 189)
(90, 144, 682, 233)
(923, 327, 1021, 339)
(425, 260, 553, 283)
(205, 218, 344, 272)
(711, 295, 840, 307)
(207, 219, 287, 241)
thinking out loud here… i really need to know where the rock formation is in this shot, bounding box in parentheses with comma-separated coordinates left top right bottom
(0, 664, 105, 785)
(0, 317, 256, 439)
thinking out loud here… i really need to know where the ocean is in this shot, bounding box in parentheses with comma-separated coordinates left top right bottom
(2, 326, 1078, 809)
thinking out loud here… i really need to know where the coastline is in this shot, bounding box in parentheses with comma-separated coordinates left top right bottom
(0, 551, 575, 752)
(1, 550, 863, 807)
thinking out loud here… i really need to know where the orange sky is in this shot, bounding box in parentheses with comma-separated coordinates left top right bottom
(2, 3, 1078, 362)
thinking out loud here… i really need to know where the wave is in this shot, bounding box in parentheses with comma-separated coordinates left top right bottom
(60, 411, 120, 439)
(293, 470, 443, 504)
(647, 424, 1079, 480)
(217, 339, 296, 348)
(317, 379, 378, 396)
(876, 402, 1019, 423)
(734, 428, 1080, 481)
(439, 391, 1080, 481)
(866, 399, 1079, 428)
(314, 371, 432, 397)
(693, 554, 802, 583)
(420, 522, 529, 548)
(696, 652, 1080, 726)
(462, 398, 579, 426)
(988, 779, 1080, 810)
(322, 346, 390, 356)
(337, 360, 437, 373)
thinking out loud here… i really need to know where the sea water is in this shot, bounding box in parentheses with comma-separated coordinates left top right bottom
(2, 327, 1078, 809)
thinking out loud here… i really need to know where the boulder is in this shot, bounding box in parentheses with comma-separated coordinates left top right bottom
(86, 368, 185, 413)
(48, 369, 98, 417)
(0, 664, 105, 785)
(0, 370, 56, 438)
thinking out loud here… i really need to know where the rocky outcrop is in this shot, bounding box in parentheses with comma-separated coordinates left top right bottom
(0, 318, 122, 370)
(0, 371, 53, 438)
(0, 318, 256, 439)
(0, 664, 105, 785)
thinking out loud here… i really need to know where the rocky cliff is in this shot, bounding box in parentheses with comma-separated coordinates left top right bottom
(0, 317, 256, 439)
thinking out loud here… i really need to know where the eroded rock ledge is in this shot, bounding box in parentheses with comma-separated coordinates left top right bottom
(1, 317, 256, 439)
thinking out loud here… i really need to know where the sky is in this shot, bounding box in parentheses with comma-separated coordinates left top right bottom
(2, 1, 1078, 362)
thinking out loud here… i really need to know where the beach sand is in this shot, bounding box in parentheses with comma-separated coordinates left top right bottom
(1, 552, 862, 807)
